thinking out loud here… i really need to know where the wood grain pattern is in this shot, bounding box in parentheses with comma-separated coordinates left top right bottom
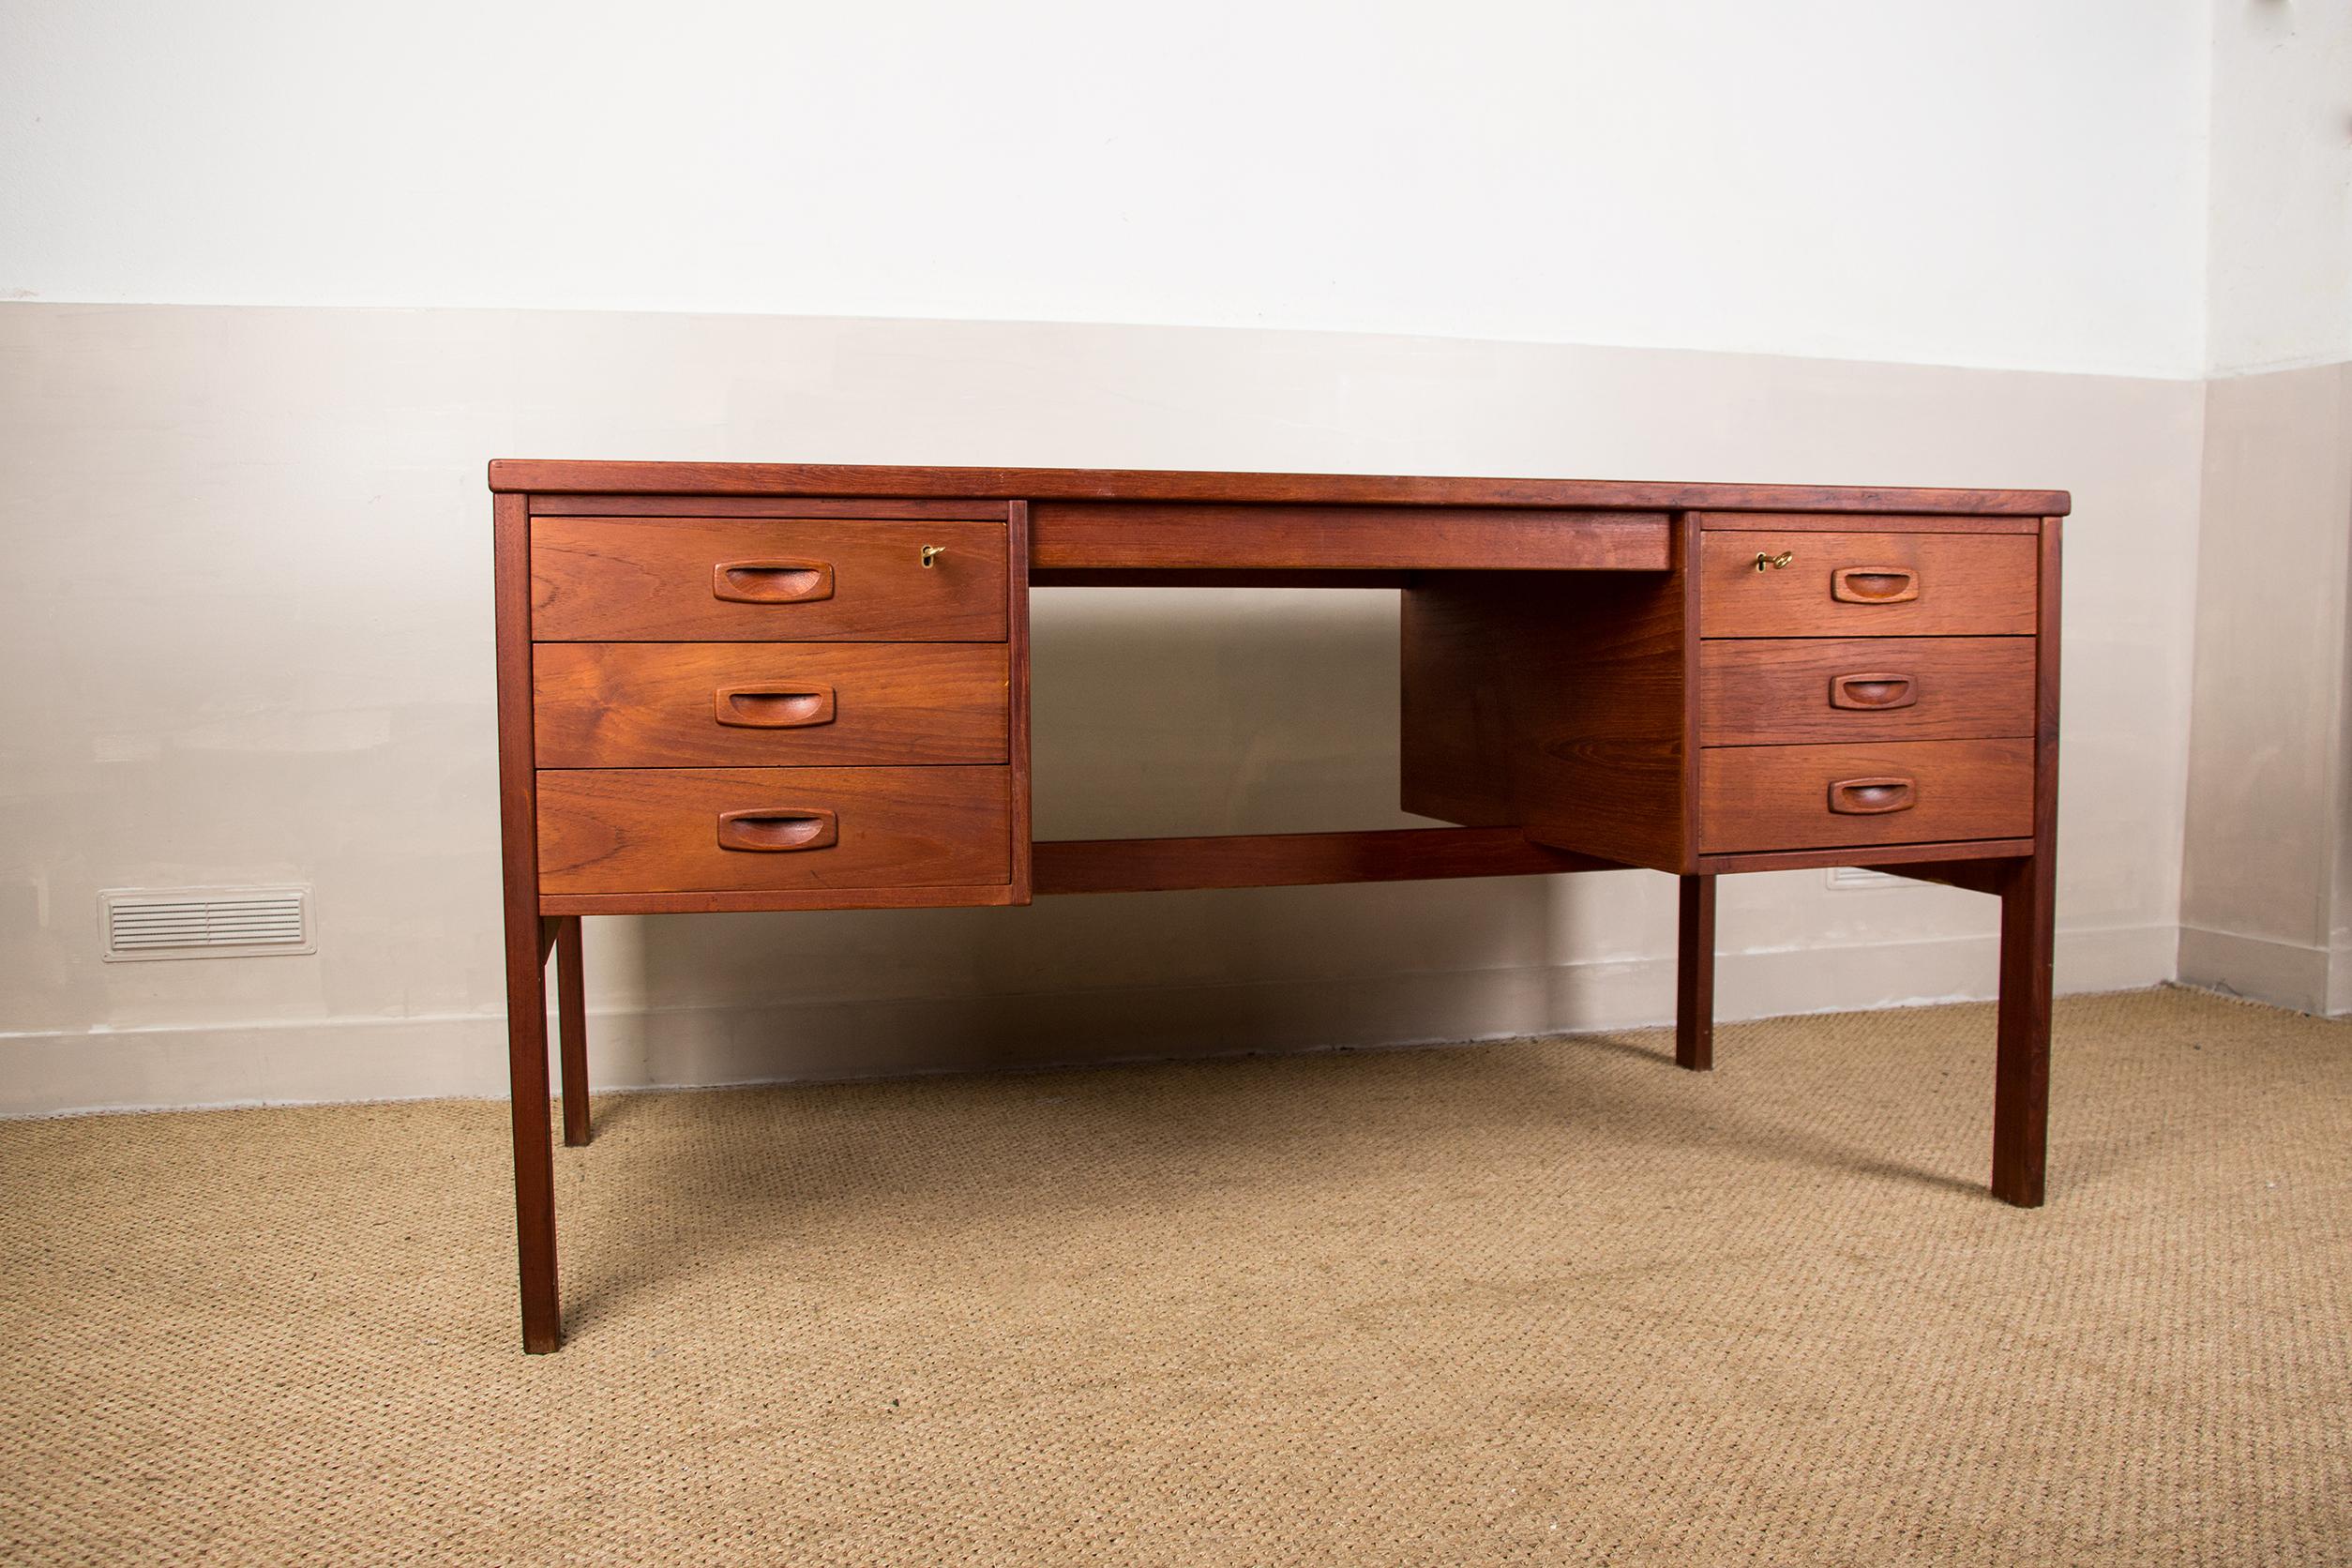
(491, 492, 560, 1354)
(1699, 738, 2034, 853)
(1032, 828, 1617, 896)
(1699, 532, 2038, 638)
(1992, 516, 2063, 1208)
(1994, 852, 2055, 1206)
(532, 516, 1007, 642)
(1397, 580, 1517, 832)
(528, 495, 1009, 520)
(536, 766, 1013, 896)
(533, 642, 1010, 768)
(1695, 837, 2035, 875)
(541, 885, 1022, 915)
(1401, 567, 1691, 871)
(553, 916, 588, 1148)
(1676, 875, 1715, 1071)
(1691, 511, 2043, 535)
(1033, 569, 1417, 590)
(490, 460, 2069, 516)
(1005, 503, 1034, 906)
(1699, 637, 2036, 746)
(1678, 515, 1706, 873)
(1029, 504, 1670, 571)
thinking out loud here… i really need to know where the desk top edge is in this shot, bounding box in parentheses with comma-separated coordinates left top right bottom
(488, 460, 2070, 517)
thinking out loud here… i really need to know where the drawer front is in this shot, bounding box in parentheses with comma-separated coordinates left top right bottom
(533, 516, 1008, 641)
(1699, 637, 2036, 746)
(535, 643, 1009, 768)
(1700, 739, 2033, 852)
(1699, 532, 2036, 638)
(537, 766, 1013, 895)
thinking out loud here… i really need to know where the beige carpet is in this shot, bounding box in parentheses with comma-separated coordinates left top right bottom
(3, 986, 2348, 1565)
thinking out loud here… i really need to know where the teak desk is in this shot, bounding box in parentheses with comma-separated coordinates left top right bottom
(490, 460, 2066, 1353)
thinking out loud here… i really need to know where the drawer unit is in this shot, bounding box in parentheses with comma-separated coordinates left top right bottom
(534, 642, 1010, 768)
(1698, 637, 2035, 746)
(533, 514, 1009, 641)
(1699, 738, 2034, 853)
(517, 496, 1030, 912)
(536, 766, 1015, 896)
(1698, 531, 2037, 638)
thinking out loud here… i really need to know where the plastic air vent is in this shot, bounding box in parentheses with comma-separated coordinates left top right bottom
(100, 886, 313, 961)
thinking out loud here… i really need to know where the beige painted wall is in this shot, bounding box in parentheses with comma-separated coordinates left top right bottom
(2179, 365, 2352, 1011)
(0, 304, 2199, 1113)
(2175, 3, 2352, 1013)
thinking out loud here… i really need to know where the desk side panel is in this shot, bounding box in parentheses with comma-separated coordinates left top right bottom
(1006, 501, 1033, 904)
(1401, 564, 1692, 872)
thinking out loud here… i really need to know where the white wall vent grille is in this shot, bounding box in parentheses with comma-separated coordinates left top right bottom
(100, 885, 313, 961)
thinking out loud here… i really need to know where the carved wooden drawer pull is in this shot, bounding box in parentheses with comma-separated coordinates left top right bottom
(716, 807, 839, 852)
(713, 684, 837, 729)
(1831, 565, 1920, 604)
(1826, 776, 1917, 815)
(712, 560, 837, 604)
(1828, 672, 1918, 711)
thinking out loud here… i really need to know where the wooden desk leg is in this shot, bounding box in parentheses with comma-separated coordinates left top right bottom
(494, 490, 559, 1351)
(505, 908, 561, 1352)
(1991, 852, 2054, 1207)
(1675, 874, 1716, 1071)
(555, 916, 590, 1148)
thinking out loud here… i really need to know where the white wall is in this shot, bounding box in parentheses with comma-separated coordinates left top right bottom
(2206, 1, 2352, 374)
(1, 0, 2211, 376)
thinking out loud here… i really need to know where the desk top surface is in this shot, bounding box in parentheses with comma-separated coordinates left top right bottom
(490, 460, 2069, 517)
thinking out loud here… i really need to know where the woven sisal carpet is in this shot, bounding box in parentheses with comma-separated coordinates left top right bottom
(3, 986, 2347, 1564)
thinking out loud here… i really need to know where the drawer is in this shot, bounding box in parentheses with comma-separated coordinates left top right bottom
(535, 643, 1009, 768)
(1699, 738, 2033, 853)
(537, 766, 1014, 895)
(1699, 637, 2035, 746)
(532, 515, 1008, 641)
(1699, 532, 2036, 638)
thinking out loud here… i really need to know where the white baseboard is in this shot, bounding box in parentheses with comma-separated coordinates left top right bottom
(0, 922, 2179, 1118)
(2176, 924, 2347, 1017)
